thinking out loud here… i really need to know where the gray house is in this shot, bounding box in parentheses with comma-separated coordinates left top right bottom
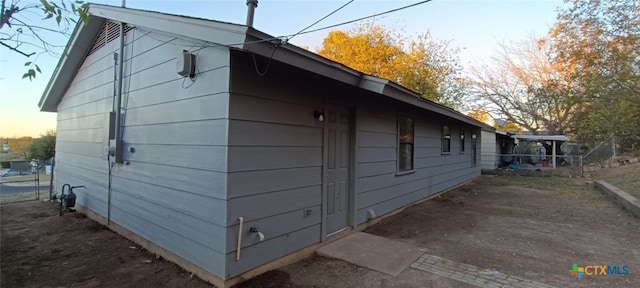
(39, 5, 486, 287)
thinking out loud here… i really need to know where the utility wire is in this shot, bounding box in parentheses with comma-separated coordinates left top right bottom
(234, 0, 434, 47)
(288, 0, 355, 41)
(290, 0, 434, 37)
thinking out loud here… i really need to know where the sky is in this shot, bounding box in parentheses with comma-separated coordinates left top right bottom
(0, 0, 565, 138)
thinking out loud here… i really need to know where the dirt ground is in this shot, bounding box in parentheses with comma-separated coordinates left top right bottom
(2, 171, 639, 288)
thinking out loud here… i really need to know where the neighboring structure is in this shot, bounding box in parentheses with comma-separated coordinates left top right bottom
(39, 5, 488, 287)
(512, 134, 570, 168)
(480, 129, 515, 171)
(481, 130, 570, 170)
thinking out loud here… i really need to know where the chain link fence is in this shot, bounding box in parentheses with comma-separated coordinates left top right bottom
(490, 133, 640, 177)
(581, 133, 640, 175)
(0, 160, 48, 205)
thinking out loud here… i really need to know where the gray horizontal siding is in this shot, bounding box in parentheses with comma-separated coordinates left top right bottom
(55, 141, 104, 157)
(57, 113, 108, 131)
(54, 28, 231, 279)
(109, 174, 226, 225)
(226, 186, 321, 226)
(357, 160, 397, 178)
(122, 119, 227, 145)
(225, 203, 321, 252)
(121, 143, 226, 172)
(230, 94, 321, 127)
(57, 92, 113, 121)
(355, 104, 481, 225)
(227, 167, 321, 198)
(355, 169, 478, 225)
(229, 66, 323, 108)
(54, 157, 109, 216)
(111, 161, 226, 200)
(56, 128, 104, 143)
(224, 59, 326, 278)
(228, 120, 322, 147)
(110, 189, 226, 253)
(122, 93, 228, 126)
(227, 146, 321, 172)
(225, 224, 321, 278)
(110, 205, 225, 277)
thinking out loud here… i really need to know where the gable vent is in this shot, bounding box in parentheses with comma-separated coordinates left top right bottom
(87, 20, 134, 56)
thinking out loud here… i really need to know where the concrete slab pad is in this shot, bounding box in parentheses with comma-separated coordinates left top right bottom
(316, 232, 423, 276)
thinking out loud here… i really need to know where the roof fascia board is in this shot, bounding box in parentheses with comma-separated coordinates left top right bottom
(39, 15, 105, 112)
(90, 4, 248, 46)
(242, 30, 488, 129)
(381, 81, 491, 129)
(513, 135, 570, 141)
(241, 31, 363, 86)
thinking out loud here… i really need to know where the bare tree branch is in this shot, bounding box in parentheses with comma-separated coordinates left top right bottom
(0, 40, 34, 56)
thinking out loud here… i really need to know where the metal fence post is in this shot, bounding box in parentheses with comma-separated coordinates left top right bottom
(580, 156, 583, 177)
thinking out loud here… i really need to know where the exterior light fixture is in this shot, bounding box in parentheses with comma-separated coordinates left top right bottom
(314, 110, 324, 122)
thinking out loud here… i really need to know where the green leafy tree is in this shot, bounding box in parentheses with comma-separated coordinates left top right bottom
(29, 130, 55, 161)
(1, 0, 89, 80)
(317, 22, 468, 110)
(549, 0, 640, 144)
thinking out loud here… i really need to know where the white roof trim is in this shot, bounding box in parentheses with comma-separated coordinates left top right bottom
(512, 135, 570, 141)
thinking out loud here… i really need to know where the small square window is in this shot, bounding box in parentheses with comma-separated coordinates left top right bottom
(398, 116, 414, 172)
(442, 125, 451, 154)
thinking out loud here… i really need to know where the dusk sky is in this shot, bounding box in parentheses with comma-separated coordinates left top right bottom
(0, 0, 565, 138)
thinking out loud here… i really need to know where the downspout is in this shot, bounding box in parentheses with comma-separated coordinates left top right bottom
(114, 22, 125, 164)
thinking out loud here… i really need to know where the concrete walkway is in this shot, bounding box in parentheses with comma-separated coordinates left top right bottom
(317, 232, 423, 276)
(317, 232, 558, 288)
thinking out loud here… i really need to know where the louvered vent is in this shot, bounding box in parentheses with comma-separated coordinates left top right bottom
(87, 21, 134, 56)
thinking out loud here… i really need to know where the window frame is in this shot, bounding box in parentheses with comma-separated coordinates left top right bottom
(397, 115, 415, 174)
(442, 124, 451, 154)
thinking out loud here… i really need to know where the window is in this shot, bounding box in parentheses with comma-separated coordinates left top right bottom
(398, 116, 414, 172)
(460, 127, 465, 153)
(442, 125, 451, 153)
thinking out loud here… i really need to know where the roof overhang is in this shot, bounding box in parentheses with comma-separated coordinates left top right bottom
(39, 4, 489, 130)
(242, 30, 490, 129)
(513, 135, 570, 142)
(39, 15, 105, 111)
(39, 4, 249, 112)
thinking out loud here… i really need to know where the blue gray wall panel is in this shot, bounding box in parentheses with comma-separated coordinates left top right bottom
(54, 27, 231, 279)
(354, 100, 481, 225)
(225, 59, 324, 278)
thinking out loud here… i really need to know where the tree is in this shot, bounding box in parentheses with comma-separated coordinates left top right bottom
(467, 108, 522, 131)
(28, 130, 55, 161)
(469, 0, 639, 146)
(317, 22, 468, 110)
(467, 108, 493, 125)
(549, 0, 640, 144)
(1, 0, 88, 80)
(468, 35, 582, 135)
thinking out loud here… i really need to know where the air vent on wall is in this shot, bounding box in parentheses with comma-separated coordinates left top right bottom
(87, 21, 134, 56)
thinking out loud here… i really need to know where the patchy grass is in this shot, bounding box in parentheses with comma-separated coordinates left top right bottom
(594, 163, 640, 199)
(475, 174, 598, 199)
(602, 175, 640, 199)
